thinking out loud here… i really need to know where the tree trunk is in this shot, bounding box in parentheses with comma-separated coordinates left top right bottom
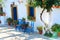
(40, 8, 52, 34)
(40, 8, 47, 31)
(40, 8, 47, 27)
(47, 11, 53, 33)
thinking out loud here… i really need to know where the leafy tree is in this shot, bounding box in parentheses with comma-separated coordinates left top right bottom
(27, 0, 60, 34)
(0, 0, 6, 6)
(0, 0, 3, 4)
(0, 0, 2, 2)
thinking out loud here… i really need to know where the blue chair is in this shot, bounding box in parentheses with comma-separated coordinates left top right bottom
(17, 19, 27, 32)
(18, 19, 22, 25)
(25, 21, 34, 34)
(15, 19, 22, 31)
(15, 25, 20, 31)
(30, 21, 34, 32)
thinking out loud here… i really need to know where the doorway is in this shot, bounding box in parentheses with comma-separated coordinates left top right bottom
(11, 3, 18, 20)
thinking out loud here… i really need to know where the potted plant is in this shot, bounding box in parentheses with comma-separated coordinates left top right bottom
(51, 24, 59, 32)
(0, 11, 6, 16)
(22, 18, 26, 21)
(44, 31, 53, 37)
(28, 16, 35, 21)
(13, 20, 18, 27)
(51, 24, 60, 37)
(37, 26, 43, 34)
(7, 18, 13, 25)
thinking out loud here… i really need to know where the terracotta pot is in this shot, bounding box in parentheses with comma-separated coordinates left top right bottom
(58, 32, 60, 37)
(39, 30, 42, 34)
(8, 22, 11, 26)
(0, 14, 3, 16)
(32, 17, 35, 20)
(0, 13, 6, 16)
(3, 13, 6, 16)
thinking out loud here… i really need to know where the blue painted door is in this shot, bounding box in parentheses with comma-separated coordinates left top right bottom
(13, 7, 17, 20)
(29, 7, 34, 17)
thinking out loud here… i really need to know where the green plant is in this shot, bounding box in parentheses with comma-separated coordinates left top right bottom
(28, 16, 32, 20)
(0, 11, 4, 13)
(28, 16, 35, 21)
(22, 18, 25, 21)
(0, 0, 3, 2)
(37, 26, 43, 34)
(44, 31, 53, 37)
(7, 18, 13, 23)
(37, 26, 42, 31)
(13, 20, 18, 25)
(0, 0, 6, 7)
(51, 24, 60, 32)
(27, 0, 60, 34)
(0, 11, 4, 15)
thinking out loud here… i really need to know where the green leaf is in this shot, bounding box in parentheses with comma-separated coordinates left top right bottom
(0, 0, 3, 2)
(27, 0, 60, 12)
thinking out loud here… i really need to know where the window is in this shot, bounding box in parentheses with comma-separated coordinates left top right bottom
(0, 7, 3, 12)
(27, 6, 36, 21)
(29, 7, 34, 17)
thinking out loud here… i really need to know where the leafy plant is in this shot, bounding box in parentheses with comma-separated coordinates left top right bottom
(37, 26, 42, 31)
(37, 26, 43, 34)
(0, 11, 4, 14)
(44, 31, 53, 37)
(7, 18, 13, 23)
(13, 20, 18, 25)
(28, 16, 32, 20)
(51, 24, 60, 32)
(27, 0, 60, 34)
(28, 16, 35, 21)
(0, 0, 3, 3)
(22, 18, 25, 21)
(0, 0, 5, 7)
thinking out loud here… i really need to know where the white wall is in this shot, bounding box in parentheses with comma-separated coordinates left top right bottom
(52, 8, 60, 24)
(2, 0, 60, 31)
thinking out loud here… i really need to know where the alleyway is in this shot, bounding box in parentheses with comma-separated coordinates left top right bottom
(0, 26, 59, 40)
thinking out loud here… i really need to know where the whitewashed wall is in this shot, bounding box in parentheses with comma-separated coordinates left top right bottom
(2, 0, 60, 31)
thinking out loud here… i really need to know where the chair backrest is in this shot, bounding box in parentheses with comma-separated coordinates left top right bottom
(31, 21, 34, 28)
(18, 19, 22, 25)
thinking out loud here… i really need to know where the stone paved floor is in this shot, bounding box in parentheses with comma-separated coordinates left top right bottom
(0, 26, 60, 40)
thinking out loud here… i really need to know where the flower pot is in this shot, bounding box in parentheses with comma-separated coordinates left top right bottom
(0, 13, 6, 16)
(32, 17, 35, 20)
(37, 26, 43, 34)
(58, 32, 60, 37)
(39, 30, 42, 34)
(8, 22, 11, 26)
